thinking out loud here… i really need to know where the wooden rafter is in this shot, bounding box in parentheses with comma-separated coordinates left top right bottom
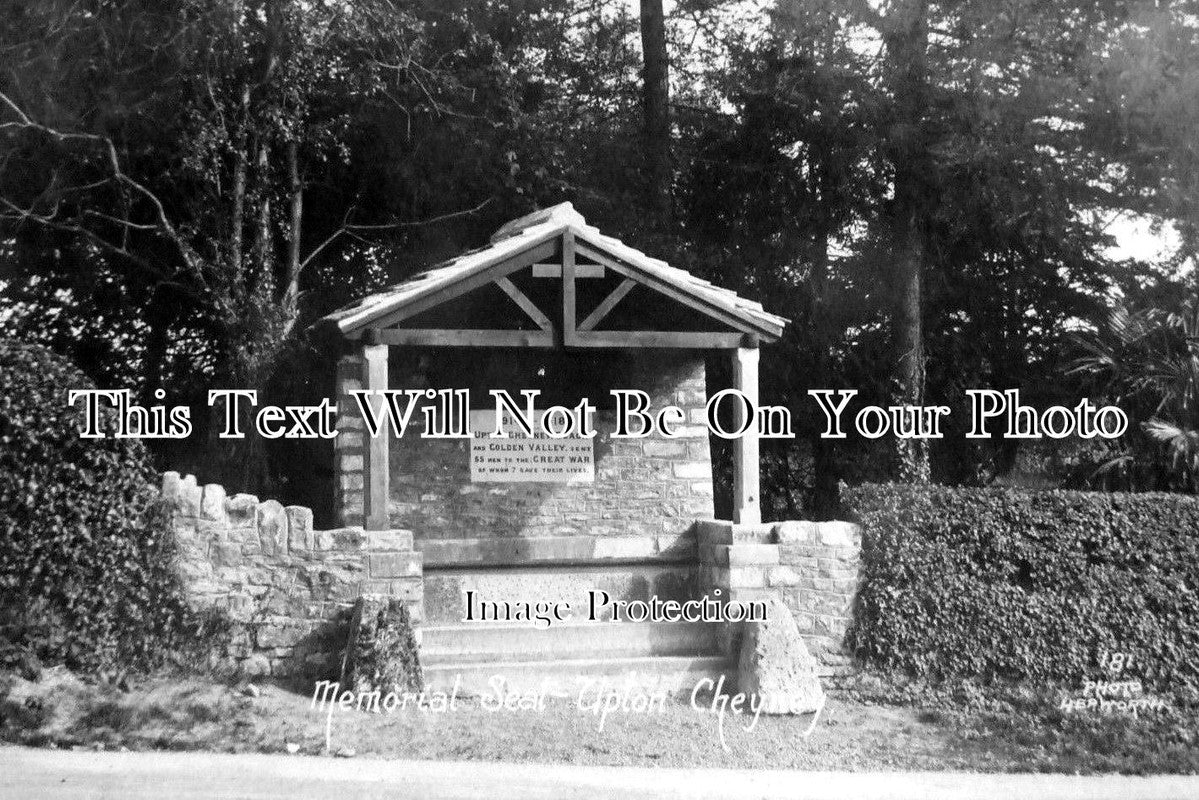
(574, 241, 761, 336)
(353, 239, 557, 334)
(495, 276, 552, 331)
(578, 278, 636, 332)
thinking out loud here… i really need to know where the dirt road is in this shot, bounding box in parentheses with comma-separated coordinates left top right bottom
(2, 745, 1196, 799)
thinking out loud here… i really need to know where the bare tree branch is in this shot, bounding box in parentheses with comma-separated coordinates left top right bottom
(83, 209, 159, 230)
(0, 196, 181, 289)
(296, 195, 495, 275)
(343, 196, 494, 232)
(0, 89, 206, 287)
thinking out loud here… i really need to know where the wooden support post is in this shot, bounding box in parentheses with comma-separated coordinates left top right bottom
(562, 231, 576, 345)
(362, 342, 390, 531)
(732, 345, 761, 525)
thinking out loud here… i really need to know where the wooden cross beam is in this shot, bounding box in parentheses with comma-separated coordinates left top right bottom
(531, 262, 605, 278)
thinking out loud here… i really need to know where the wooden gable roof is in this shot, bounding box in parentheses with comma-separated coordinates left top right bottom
(319, 203, 788, 349)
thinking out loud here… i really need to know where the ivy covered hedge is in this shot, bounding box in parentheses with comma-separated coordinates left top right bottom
(843, 483, 1199, 702)
(0, 340, 214, 673)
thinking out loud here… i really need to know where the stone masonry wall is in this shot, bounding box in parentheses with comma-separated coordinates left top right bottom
(161, 472, 422, 678)
(334, 348, 714, 540)
(696, 519, 861, 674)
(773, 520, 861, 672)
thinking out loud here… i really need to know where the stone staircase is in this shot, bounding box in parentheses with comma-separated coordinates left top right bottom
(414, 534, 735, 696)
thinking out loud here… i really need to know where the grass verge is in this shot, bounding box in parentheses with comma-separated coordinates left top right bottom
(1, 668, 1196, 773)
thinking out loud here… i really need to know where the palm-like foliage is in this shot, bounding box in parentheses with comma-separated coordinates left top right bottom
(1070, 297, 1199, 492)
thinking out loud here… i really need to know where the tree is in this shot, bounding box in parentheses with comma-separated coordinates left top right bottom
(679, 0, 888, 515)
(1084, 2, 1199, 286)
(685, 0, 1174, 499)
(0, 0, 536, 487)
(1072, 295, 1199, 492)
(4, 0, 1196, 509)
(879, 0, 933, 482)
(640, 0, 673, 225)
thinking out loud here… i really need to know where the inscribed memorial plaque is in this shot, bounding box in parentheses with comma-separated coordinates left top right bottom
(469, 410, 595, 483)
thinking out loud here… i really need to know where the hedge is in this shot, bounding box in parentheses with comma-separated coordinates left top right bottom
(0, 340, 213, 673)
(843, 483, 1199, 702)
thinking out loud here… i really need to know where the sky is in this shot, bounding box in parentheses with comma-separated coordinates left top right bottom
(637, 0, 1191, 275)
(1104, 214, 1183, 265)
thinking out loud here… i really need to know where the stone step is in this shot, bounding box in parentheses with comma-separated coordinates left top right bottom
(420, 620, 721, 663)
(422, 654, 733, 697)
(416, 534, 696, 569)
(423, 562, 697, 624)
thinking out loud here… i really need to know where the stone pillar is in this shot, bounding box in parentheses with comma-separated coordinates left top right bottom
(334, 353, 366, 527)
(695, 519, 778, 658)
(732, 345, 761, 524)
(774, 520, 862, 672)
(362, 342, 390, 531)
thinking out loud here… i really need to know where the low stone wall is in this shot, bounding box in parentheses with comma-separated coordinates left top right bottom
(162, 467, 859, 679)
(772, 520, 861, 671)
(696, 519, 861, 672)
(161, 472, 422, 678)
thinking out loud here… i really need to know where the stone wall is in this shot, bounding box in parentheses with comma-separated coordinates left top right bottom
(696, 519, 861, 673)
(334, 348, 714, 540)
(161, 472, 422, 678)
(772, 520, 861, 672)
